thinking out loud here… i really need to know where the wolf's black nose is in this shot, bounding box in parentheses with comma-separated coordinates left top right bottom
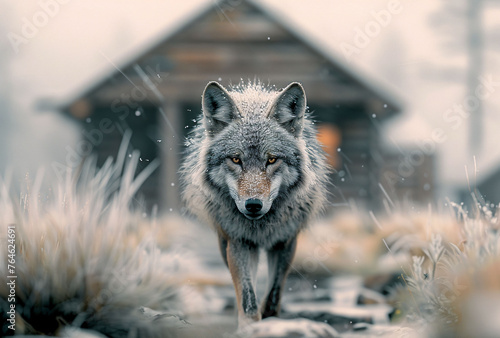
(245, 199, 263, 213)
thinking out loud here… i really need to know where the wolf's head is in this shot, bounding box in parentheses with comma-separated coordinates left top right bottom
(201, 81, 307, 220)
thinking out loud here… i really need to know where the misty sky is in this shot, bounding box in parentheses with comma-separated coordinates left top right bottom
(1, 0, 500, 198)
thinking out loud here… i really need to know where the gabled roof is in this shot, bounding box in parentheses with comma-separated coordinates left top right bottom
(53, 0, 403, 114)
(249, 0, 402, 112)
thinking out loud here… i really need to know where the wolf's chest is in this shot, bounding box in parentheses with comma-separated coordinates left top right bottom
(215, 208, 303, 249)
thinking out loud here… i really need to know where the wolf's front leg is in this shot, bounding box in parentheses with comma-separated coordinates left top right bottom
(226, 239, 261, 327)
(261, 237, 297, 318)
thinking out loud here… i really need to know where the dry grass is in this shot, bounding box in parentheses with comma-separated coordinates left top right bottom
(294, 208, 462, 277)
(0, 139, 184, 337)
(294, 201, 500, 337)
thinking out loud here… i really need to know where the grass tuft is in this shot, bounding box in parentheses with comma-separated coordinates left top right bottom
(0, 137, 184, 337)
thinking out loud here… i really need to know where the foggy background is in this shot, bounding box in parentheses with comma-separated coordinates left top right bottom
(1, 0, 500, 202)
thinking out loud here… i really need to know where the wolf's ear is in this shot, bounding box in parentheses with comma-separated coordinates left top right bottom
(202, 81, 238, 137)
(267, 82, 306, 136)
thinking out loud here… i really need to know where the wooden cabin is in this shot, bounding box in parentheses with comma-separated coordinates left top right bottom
(56, 0, 407, 213)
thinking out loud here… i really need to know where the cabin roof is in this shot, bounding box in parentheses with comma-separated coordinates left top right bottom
(55, 0, 403, 117)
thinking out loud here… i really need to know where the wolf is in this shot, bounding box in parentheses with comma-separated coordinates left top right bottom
(180, 80, 329, 326)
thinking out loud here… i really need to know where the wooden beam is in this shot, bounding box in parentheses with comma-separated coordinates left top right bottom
(160, 100, 181, 212)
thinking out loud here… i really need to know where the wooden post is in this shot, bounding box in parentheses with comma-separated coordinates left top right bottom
(366, 99, 384, 210)
(160, 100, 180, 213)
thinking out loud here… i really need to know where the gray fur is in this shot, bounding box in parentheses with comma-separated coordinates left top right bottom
(181, 80, 329, 249)
(180, 80, 329, 325)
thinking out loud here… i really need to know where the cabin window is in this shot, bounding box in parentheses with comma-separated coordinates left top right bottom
(317, 123, 342, 169)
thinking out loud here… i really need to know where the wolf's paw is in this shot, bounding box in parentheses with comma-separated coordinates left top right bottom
(237, 312, 261, 331)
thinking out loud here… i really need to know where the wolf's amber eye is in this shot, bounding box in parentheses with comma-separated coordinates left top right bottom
(267, 158, 277, 165)
(232, 157, 241, 164)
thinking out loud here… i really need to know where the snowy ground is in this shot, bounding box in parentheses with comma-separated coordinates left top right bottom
(166, 217, 419, 338)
